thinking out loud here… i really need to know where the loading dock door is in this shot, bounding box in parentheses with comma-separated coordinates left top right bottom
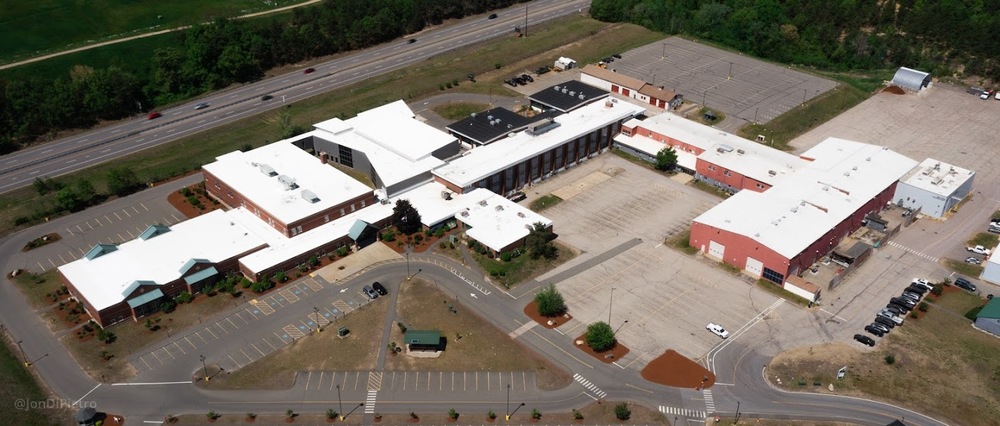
(745, 257, 763, 277)
(708, 240, 725, 259)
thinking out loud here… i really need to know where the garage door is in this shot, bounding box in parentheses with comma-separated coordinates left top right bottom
(745, 257, 763, 277)
(708, 240, 725, 259)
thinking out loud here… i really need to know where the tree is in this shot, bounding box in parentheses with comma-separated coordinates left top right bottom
(107, 167, 141, 197)
(393, 199, 422, 235)
(525, 222, 557, 260)
(55, 187, 83, 212)
(614, 403, 631, 420)
(585, 321, 616, 352)
(73, 179, 98, 206)
(534, 284, 567, 317)
(655, 146, 678, 171)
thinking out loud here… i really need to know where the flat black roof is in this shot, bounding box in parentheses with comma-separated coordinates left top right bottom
(446, 107, 561, 146)
(528, 80, 609, 113)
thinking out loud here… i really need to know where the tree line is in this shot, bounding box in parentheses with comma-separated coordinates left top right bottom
(591, 0, 1000, 81)
(0, 0, 528, 155)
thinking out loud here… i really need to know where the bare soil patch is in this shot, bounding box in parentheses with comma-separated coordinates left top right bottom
(641, 349, 715, 389)
(167, 182, 224, 219)
(883, 85, 906, 95)
(572, 333, 630, 364)
(522, 300, 572, 329)
(386, 278, 571, 390)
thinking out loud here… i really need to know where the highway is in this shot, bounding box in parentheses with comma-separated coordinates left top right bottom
(0, 0, 589, 195)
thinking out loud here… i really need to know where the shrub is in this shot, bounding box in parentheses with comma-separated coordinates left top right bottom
(425, 228, 433, 237)
(337, 246, 349, 257)
(931, 284, 944, 296)
(286, 409, 295, 418)
(966, 305, 985, 320)
(414, 234, 423, 243)
(246, 413, 256, 420)
(614, 403, 631, 420)
(910, 310, 919, 318)
(160, 300, 177, 314)
(309, 255, 320, 267)
(585, 321, 616, 352)
(176, 291, 193, 304)
(241, 278, 252, 289)
(531, 408, 541, 420)
(326, 409, 338, 420)
(884, 354, 896, 365)
(410, 412, 419, 420)
(206, 411, 218, 420)
(501, 252, 512, 262)
(382, 230, 395, 242)
(397, 322, 407, 333)
(439, 84, 445, 91)
(439, 241, 448, 249)
(573, 410, 583, 420)
(448, 408, 458, 420)
(445, 82, 453, 89)
(434, 227, 445, 238)
(918, 302, 929, 312)
(487, 409, 496, 420)
(535, 284, 567, 317)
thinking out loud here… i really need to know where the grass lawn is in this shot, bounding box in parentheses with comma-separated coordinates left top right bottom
(385, 279, 571, 390)
(11, 270, 64, 310)
(431, 103, 490, 121)
(472, 241, 577, 288)
(944, 258, 985, 277)
(753, 279, 811, 307)
(528, 194, 563, 212)
(0, 337, 73, 425)
(0, 15, 660, 238)
(203, 297, 387, 390)
(0, 0, 309, 65)
(768, 289, 999, 426)
(665, 229, 698, 255)
(738, 83, 869, 151)
(967, 232, 999, 249)
(687, 178, 729, 198)
(61, 292, 248, 383)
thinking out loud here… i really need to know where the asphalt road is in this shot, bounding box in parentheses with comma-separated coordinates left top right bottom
(0, 0, 589, 195)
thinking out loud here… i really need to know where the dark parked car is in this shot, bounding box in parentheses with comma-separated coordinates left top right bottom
(888, 302, 911, 313)
(874, 316, 896, 329)
(864, 324, 885, 337)
(906, 283, 927, 294)
(372, 282, 388, 295)
(955, 277, 977, 292)
(521, 73, 534, 82)
(854, 334, 876, 346)
(488, 13, 498, 19)
(261, 95, 273, 101)
(363, 285, 378, 299)
(303, 67, 315, 74)
(514, 76, 527, 85)
(612, 53, 623, 59)
(506, 79, 518, 87)
(870, 322, 890, 334)
(536, 66, 550, 75)
(891, 297, 916, 308)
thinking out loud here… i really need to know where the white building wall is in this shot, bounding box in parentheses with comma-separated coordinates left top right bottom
(982, 256, 1000, 285)
(784, 281, 819, 302)
(893, 181, 948, 217)
(580, 73, 613, 92)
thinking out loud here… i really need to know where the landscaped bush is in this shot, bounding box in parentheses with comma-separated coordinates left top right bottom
(337, 246, 349, 257)
(434, 227, 445, 238)
(501, 252, 512, 262)
(884, 354, 896, 365)
(176, 291, 193, 304)
(614, 403, 631, 420)
(382, 230, 395, 242)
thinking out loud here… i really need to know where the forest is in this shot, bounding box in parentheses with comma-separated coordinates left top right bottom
(592, 0, 1000, 81)
(0, 0, 528, 154)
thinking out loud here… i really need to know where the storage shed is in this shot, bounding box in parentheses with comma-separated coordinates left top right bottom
(890, 67, 932, 91)
(974, 298, 1000, 337)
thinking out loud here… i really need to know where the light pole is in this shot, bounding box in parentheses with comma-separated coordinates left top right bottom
(337, 384, 344, 420)
(313, 307, 321, 332)
(614, 320, 629, 336)
(608, 287, 616, 325)
(524, 4, 528, 37)
(506, 384, 510, 420)
(405, 252, 410, 280)
(200, 354, 209, 381)
(661, 42, 666, 60)
(728, 61, 733, 80)
(735, 400, 741, 423)
(16, 340, 28, 367)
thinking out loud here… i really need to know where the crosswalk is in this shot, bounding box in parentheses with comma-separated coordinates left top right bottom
(572, 373, 607, 399)
(885, 241, 939, 262)
(364, 390, 377, 414)
(703, 389, 715, 413)
(659, 405, 706, 418)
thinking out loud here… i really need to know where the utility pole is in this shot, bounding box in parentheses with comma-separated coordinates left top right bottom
(200, 354, 209, 381)
(524, 5, 528, 37)
(16, 340, 28, 367)
(314, 307, 321, 332)
(608, 288, 616, 325)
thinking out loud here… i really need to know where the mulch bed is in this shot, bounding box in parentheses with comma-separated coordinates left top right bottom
(167, 183, 224, 219)
(523, 300, 572, 329)
(641, 349, 715, 389)
(573, 333, 630, 364)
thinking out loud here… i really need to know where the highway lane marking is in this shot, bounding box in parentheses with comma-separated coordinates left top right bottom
(74, 384, 101, 405)
(110, 381, 190, 386)
(66, 158, 77, 164)
(705, 298, 784, 374)
(29, 169, 40, 175)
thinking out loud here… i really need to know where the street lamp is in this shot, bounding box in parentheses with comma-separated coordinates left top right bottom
(337, 384, 344, 421)
(728, 61, 733, 80)
(313, 307, 321, 332)
(506, 384, 510, 420)
(661, 42, 666, 60)
(608, 287, 616, 325)
(16, 340, 28, 367)
(614, 320, 629, 336)
(200, 354, 209, 382)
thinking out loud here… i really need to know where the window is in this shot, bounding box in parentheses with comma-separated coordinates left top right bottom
(324, 215, 329, 223)
(350, 204, 355, 212)
(361, 200, 366, 208)
(708, 165, 716, 171)
(723, 170, 731, 177)
(762, 267, 784, 284)
(756, 183, 765, 189)
(338, 145, 354, 168)
(340, 208, 345, 217)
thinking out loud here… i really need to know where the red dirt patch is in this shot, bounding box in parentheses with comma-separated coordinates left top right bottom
(167, 183, 224, 219)
(573, 333, 630, 364)
(641, 349, 715, 389)
(883, 85, 906, 95)
(523, 300, 572, 328)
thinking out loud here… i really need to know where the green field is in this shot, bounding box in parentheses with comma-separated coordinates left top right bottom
(0, 0, 308, 64)
(0, 338, 70, 425)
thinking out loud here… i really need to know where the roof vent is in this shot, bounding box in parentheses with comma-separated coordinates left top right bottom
(507, 124, 513, 129)
(866, 156, 871, 161)
(569, 91, 576, 96)
(487, 115, 494, 121)
(791, 206, 798, 213)
(579, 94, 585, 100)
(517, 212, 525, 218)
(768, 170, 777, 176)
(562, 88, 568, 94)
(277, 174, 298, 190)
(553, 85, 560, 91)
(259, 163, 277, 177)
(852, 166, 857, 171)
(737, 149, 745, 155)
(441, 191, 452, 200)
(460, 210, 469, 217)
(844, 171, 851, 177)
(479, 200, 488, 207)
(822, 186, 830, 191)
(495, 205, 504, 212)
(300, 189, 320, 203)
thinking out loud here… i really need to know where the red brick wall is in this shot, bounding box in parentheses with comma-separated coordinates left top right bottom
(689, 221, 791, 279)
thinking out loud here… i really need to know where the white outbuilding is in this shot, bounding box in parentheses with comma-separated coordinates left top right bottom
(893, 159, 975, 218)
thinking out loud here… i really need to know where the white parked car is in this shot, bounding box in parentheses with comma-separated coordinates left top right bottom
(706, 323, 729, 339)
(966, 256, 982, 265)
(967, 245, 992, 255)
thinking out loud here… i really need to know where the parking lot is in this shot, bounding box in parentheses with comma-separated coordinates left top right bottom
(524, 154, 788, 366)
(609, 37, 838, 129)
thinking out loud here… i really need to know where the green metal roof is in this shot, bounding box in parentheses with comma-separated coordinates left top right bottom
(127, 289, 164, 309)
(977, 298, 1000, 320)
(139, 224, 171, 240)
(178, 258, 211, 274)
(348, 219, 371, 240)
(183, 266, 219, 286)
(121, 280, 157, 298)
(85, 243, 118, 260)
(404, 330, 441, 345)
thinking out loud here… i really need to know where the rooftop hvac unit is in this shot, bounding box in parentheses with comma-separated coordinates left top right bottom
(441, 191, 452, 200)
(471, 112, 476, 117)
(737, 149, 745, 154)
(277, 174, 298, 190)
(300, 189, 320, 203)
(768, 170, 777, 176)
(716, 144, 734, 153)
(495, 205, 504, 212)
(526, 118, 560, 136)
(517, 212, 525, 218)
(578, 94, 585, 100)
(852, 166, 857, 171)
(487, 115, 494, 121)
(562, 88, 568, 94)
(460, 210, 469, 217)
(553, 85, 560, 91)
(259, 163, 277, 177)
(479, 200, 488, 207)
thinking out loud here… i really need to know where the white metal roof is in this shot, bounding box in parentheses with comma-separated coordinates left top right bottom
(388, 181, 493, 228)
(891, 67, 930, 91)
(58, 210, 268, 311)
(202, 141, 373, 225)
(458, 189, 552, 253)
(898, 158, 974, 197)
(632, 113, 804, 185)
(433, 100, 645, 189)
(694, 138, 918, 259)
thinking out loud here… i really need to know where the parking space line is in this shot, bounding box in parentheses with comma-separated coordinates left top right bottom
(92, 217, 102, 227)
(122, 208, 131, 217)
(355, 372, 361, 390)
(117, 233, 126, 242)
(48, 258, 57, 268)
(126, 229, 135, 239)
(36, 261, 45, 272)
(77, 247, 85, 256)
(140, 357, 152, 370)
(263, 336, 278, 350)
(239, 349, 253, 363)
(205, 327, 218, 339)
(251, 343, 266, 357)
(66, 227, 75, 236)
(77, 224, 84, 233)
(226, 317, 239, 329)
(173, 341, 186, 355)
(243, 308, 258, 320)
(104, 215, 112, 223)
(57, 253, 66, 264)
(329, 372, 337, 391)
(140, 203, 148, 212)
(233, 312, 249, 325)
(194, 330, 209, 344)
(273, 332, 288, 344)
(214, 322, 228, 335)
(113, 212, 122, 220)
(228, 354, 242, 368)
(184, 336, 197, 350)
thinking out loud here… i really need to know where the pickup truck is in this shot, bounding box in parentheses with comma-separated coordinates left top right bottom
(967, 245, 992, 255)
